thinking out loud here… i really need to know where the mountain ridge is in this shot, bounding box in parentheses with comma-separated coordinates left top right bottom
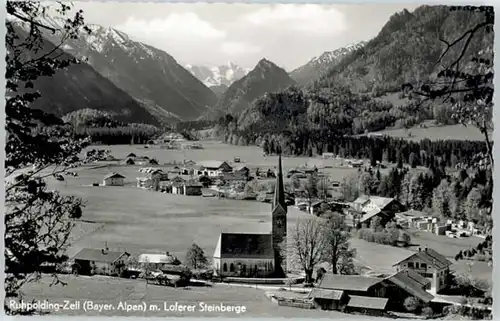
(17, 18, 218, 124)
(213, 58, 297, 117)
(290, 41, 368, 85)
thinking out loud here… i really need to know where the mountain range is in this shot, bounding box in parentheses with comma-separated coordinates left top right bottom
(14, 17, 218, 125)
(213, 58, 297, 117)
(290, 41, 368, 85)
(184, 62, 251, 91)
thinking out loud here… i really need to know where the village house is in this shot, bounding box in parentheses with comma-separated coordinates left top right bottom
(122, 158, 135, 165)
(394, 209, 427, 228)
(234, 165, 250, 178)
(136, 169, 168, 190)
(352, 195, 405, 227)
(167, 177, 202, 196)
(213, 154, 288, 278)
(312, 270, 434, 314)
(134, 156, 152, 166)
(183, 160, 197, 167)
(198, 160, 233, 177)
(138, 252, 181, 271)
(102, 172, 126, 186)
(312, 274, 390, 314)
(72, 248, 130, 276)
(393, 247, 453, 294)
(214, 172, 248, 187)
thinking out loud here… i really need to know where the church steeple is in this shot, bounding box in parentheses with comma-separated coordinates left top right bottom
(272, 153, 287, 213)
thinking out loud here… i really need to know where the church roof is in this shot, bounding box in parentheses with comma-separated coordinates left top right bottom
(214, 233, 274, 259)
(272, 153, 287, 213)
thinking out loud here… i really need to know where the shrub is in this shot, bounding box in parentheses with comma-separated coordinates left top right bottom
(421, 306, 434, 317)
(404, 296, 420, 312)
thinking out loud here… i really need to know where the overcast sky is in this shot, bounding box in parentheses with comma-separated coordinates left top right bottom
(70, 2, 420, 71)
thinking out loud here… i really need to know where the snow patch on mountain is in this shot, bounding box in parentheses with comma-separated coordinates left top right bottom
(185, 62, 251, 87)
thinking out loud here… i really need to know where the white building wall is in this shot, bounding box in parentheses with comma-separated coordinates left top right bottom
(213, 257, 274, 277)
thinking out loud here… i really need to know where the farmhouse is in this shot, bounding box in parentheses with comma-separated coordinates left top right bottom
(102, 173, 126, 186)
(234, 165, 250, 178)
(138, 252, 181, 270)
(213, 154, 287, 278)
(313, 270, 434, 314)
(183, 160, 197, 166)
(123, 158, 135, 165)
(353, 195, 404, 227)
(72, 248, 130, 276)
(136, 170, 168, 190)
(198, 160, 233, 177)
(393, 247, 453, 294)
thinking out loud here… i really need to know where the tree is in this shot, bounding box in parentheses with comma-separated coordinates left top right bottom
(323, 214, 357, 275)
(291, 174, 301, 190)
(421, 6, 493, 166)
(287, 217, 329, 283)
(341, 173, 360, 201)
(5, 1, 97, 314)
(302, 173, 319, 207)
(185, 243, 208, 270)
(404, 296, 420, 312)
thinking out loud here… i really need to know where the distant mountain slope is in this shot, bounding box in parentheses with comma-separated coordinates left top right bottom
(290, 41, 367, 85)
(315, 6, 493, 94)
(9, 23, 160, 126)
(32, 18, 217, 124)
(215, 58, 297, 116)
(185, 62, 251, 88)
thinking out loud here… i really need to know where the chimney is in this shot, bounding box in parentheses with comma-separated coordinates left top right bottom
(418, 247, 421, 252)
(424, 246, 428, 252)
(101, 249, 107, 254)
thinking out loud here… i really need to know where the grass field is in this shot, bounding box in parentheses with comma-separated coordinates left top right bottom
(374, 124, 487, 142)
(17, 275, 361, 318)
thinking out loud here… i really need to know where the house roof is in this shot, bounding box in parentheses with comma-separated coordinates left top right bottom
(126, 153, 136, 157)
(234, 165, 249, 171)
(393, 248, 453, 270)
(138, 253, 179, 264)
(73, 248, 128, 264)
(198, 160, 229, 169)
(310, 289, 344, 300)
(347, 296, 388, 310)
(396, 209, 427, 218)
(353, 195, 370, 205)
(360, 208, 382, 223)
(103, 172, 126, 180)
(385, 270, 434, 303)
(318, 274, 383, 292)
(369, 196, 395, 209)
(123, 158, 135, 164)
(214, 233, 274, 259)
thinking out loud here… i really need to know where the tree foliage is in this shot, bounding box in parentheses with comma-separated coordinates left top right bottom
(4, 1, 103, 314)
(185, 243, 208, 270)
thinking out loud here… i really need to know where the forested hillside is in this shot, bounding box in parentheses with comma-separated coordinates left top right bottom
(216, 5, 493, 156)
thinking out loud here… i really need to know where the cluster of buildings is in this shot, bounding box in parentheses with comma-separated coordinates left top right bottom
(310, 246, 454, 315)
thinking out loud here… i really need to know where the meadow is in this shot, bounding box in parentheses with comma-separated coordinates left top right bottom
(374, 124, 487, 142)
(18, 275, 365, 318)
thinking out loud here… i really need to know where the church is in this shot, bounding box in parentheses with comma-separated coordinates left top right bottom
(212, 154, 288, 278)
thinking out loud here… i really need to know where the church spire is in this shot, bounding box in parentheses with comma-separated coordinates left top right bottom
(273, 152, 287, 213)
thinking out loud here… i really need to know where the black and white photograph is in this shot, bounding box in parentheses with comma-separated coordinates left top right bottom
(4, 1, 494, 319)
